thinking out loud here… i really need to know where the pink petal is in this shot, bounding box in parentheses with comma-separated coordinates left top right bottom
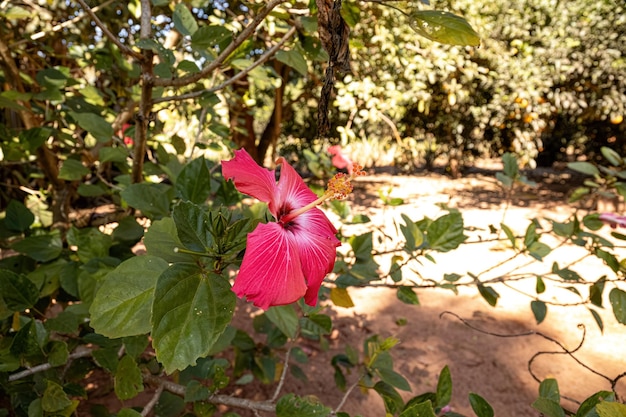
(232, 222, 307, 310)
(328, 145, 352, 172)
(291, 209, 340, 306)
(276, 158, 319, 212)
(222, 149, 280, 216)
(599, 213, 626, 228)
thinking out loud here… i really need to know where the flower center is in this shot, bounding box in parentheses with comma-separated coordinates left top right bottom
(279, 163, 366, 225)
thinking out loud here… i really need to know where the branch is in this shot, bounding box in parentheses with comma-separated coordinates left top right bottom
(154, 0, 288, 88)
(11, 0, 116, 47)
(8, 346, 93, 382)
(271, 346, 293, 402)
(152, 25, 297, 104)
(143, 373, 276, 413)
(73, 0, 144, 61)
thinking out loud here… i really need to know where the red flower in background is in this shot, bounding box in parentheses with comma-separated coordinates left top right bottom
(223, 149, 362, 310)
(328, 145, 353, 174)
(599, 213, 626, 228)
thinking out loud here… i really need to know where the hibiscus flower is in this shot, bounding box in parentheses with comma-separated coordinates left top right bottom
(222, 149, 364, 310)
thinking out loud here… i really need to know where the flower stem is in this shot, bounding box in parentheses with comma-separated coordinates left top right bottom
(174, 247, 211, 257)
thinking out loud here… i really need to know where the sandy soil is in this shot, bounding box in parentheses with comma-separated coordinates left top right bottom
(248, 166, 626, 417)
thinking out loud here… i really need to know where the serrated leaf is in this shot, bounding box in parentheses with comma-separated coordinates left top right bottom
(151, 263, 236, 373)
(609, 288, 626, 325)
(436, 365, 452, 407)
(144, 218, 197, 263)
(121, 183, 171, 219)
(115, 355, 144, 400)
(172, 201, 213, 253)
(469, 393, 494, 417)
(531, 300, 547, 324)
(396, 286, 420, 305)
(265, 305, 299, 339)
(47, 341, 69, 367)
(58, 159, 90, 181)
(568, 162, 599, 176)
(276, 394, 331, 417)
(426, 212, 466, 252)
(409, 10, 480, 46)
(330, 287, 355, 308)
(42, 380, 72, 412)
(275, 49, 309, 76)
(175, 157, 211, 204)
(0, 269, 39, 312)
(173, 3, 198, 36)
(90, 256, 168, 338)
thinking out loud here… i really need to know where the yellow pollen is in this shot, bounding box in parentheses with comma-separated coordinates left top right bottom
(325, 163, 367, 200)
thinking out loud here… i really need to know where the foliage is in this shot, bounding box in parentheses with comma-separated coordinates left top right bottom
(1, 0, 626, 416)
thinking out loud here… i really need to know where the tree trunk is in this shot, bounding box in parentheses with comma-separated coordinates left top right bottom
(258, 61, 290, 164)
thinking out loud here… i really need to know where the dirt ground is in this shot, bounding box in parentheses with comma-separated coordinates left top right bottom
(242, 164, 626, 417)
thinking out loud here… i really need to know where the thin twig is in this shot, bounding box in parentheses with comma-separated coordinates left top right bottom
(11, 0, 116, 47)
(8, 347, 93, 382)
(154, 0, 287, 88)
(271, 346, 293, 402)
(73, 0, 144, 61)
(141, 384, 164, 417)
(333, 379, 360, 414)
(143, 373, 276, 412)
(153, 25, 297, 104)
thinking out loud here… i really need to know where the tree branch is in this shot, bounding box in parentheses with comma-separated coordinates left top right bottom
(8, 347, 93, 382)
(152, 25, 297, 104)
(142, 373, 276, 413)
(153, 0, 288, 88)
(73, 0, 144, 61)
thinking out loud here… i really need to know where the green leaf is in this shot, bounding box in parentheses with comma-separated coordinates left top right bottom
(401, 214, 424, 251)
(340, 0, 360, 27)
(528, 242, 551, 261)
(501, 223, 517, 248)
(276, 394, 331, 417)
(121, 183, 171, 219)
(67, 226, 113, 263)
(58, 159, 90, 181)
(524, 222, 538, 247)
(426, 212, 466, 252)
(11, 232, 63, 262)
(397, 286, 420, 305)
(477, 283, 499, 306)
(265, 305, 299, 339)
(175, 157, 211, 204)
(532, 398, 565, 417)
(112, 216, 145, 243)
(191, 25, 232, 50)
(601, 147, 622, 167)
(377, 367, 411, 392)
(184, 380, 211, 402)
(173, 3, 198, 36)
(399, 400, 437, 417)
(588, 307, 605, 335)
(114, 355, 144, 400)
(436, 365, 452, 407)
(144, 217, 197, 263)
(2, 5, 32, 19)
(589, 278, 606, 307)
(374, 381, 404, 415)
(151, 263, 236, 373)
(47, 341, 69, 367)
(172, 201, 213, 253)
(609, 288, 626, 325)
(99, 146, 129, 163)
(536, 276, 546, 294)
(0, 269, 39, 312)
(469, 393, 494, 417)
(90, 256, 168, 338)
(568, 162, 600, 176)
(117, 409, 143, 417)
(299, 314, 332, 338)
(502, 153, 520, 180)
(539, 378, 561, 402)
(409, 10, 480, 46)
(275, 49, 309, 77)
(531, 300, 547, 324)
(576, 391, 615, 417)
(330, 287, 355, 307)
(5, 200, 35, 232)
(595, 249, 620, 272)
(583, 214, 604, 231)
(70, 112, 113, 143)
(42, 380, 72, 412)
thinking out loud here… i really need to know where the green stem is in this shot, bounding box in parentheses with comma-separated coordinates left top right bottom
(174, 247, 212, 257)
